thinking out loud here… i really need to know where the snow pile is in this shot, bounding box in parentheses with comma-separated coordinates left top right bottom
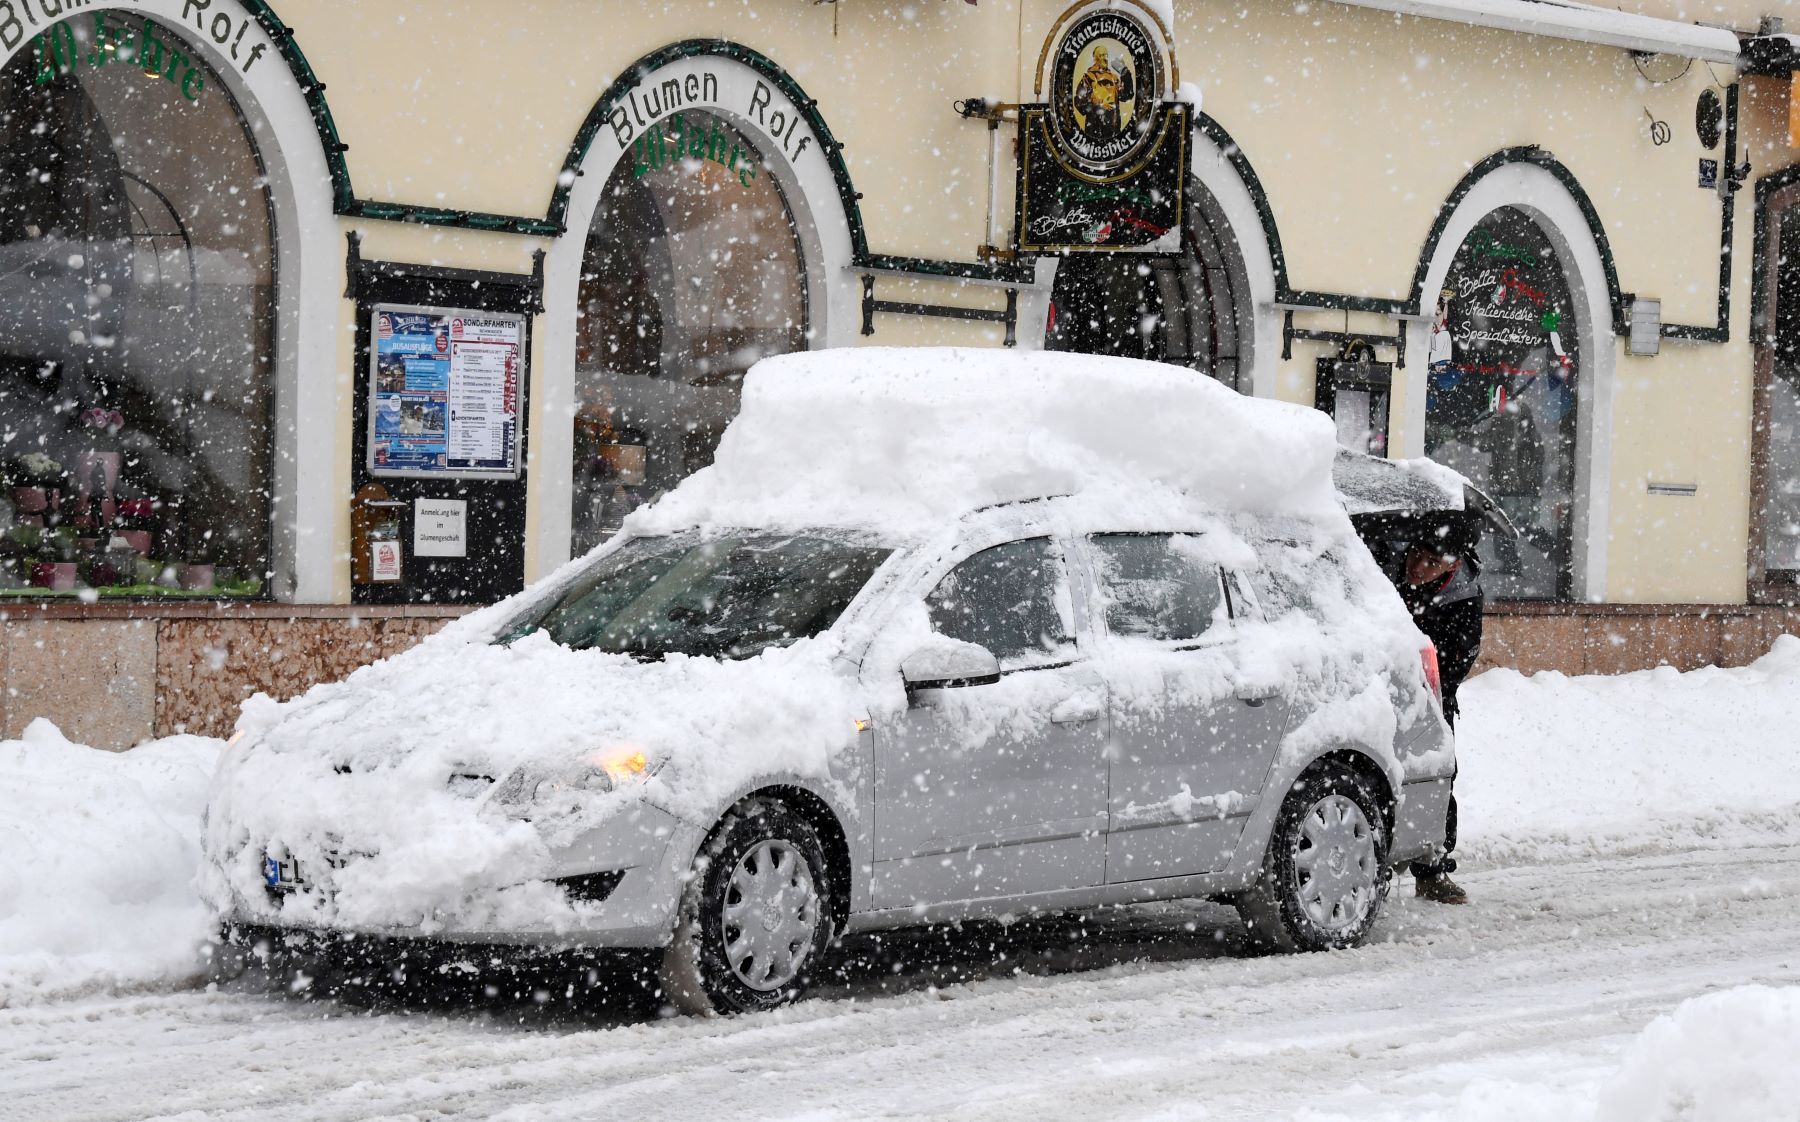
(1456, 635, 1800, 861)
(0, 722, 219, 1006)
(1593, 985, 1800, 1122)
(1302, 984, 1800, 1122)
(631, 348, 1344, 538)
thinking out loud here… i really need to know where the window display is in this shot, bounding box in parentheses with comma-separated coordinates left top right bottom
(0, 14, 274, 597)
(571, 111, 807, 555)
(1425, 207, 1580, 600)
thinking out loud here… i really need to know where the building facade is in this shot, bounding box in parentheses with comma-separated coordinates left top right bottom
(1, 0, 1798, 746)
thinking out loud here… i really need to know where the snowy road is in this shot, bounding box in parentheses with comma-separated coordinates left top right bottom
(6, 842, 1796, 1122)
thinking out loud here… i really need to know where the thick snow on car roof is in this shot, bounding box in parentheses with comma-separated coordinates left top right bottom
(632, 348, 1346, 538)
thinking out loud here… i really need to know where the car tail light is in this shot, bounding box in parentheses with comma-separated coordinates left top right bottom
(1420, 644, 1443, 706)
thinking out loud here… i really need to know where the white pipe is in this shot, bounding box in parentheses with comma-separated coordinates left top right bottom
(986, 122, 1002, 253)
(1326, 0, 1742, 65)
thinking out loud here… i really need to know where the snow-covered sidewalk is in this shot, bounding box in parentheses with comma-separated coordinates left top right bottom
(1456, 636, 1800, 863)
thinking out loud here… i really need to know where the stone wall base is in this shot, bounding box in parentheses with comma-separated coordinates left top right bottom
(3, 603, 1796, 751)
(0, 606, 464, 750)
(1471, 603, 1800, 677)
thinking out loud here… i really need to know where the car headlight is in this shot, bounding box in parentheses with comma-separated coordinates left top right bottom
(486, 747, 654, 819)
(533, 768, 613, 802)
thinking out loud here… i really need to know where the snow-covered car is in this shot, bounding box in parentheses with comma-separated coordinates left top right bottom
(203, 349, 1454, 1015)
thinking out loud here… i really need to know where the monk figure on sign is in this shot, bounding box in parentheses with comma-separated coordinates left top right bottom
(1074, 45, 1135, 140)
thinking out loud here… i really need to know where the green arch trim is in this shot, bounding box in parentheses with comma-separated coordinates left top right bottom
(550, 39, 1034, 282)
(1408, 146, 1629, 334)
(552, 39, 860, 248)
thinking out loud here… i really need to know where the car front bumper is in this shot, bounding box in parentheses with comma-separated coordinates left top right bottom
(217, 802, 699, 950)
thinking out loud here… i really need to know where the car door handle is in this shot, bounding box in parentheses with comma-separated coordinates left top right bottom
(1235, 688, 1276, 707)
(1050, 696, 1104, 724)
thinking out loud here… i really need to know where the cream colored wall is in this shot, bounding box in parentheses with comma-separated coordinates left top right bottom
(273, 0, 1781, 603)
(278, 1, 1013, 265)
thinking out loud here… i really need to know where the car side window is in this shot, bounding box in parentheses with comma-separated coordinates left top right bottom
(1089, 533, 1226, 642)
(926, 538, 1077, 670)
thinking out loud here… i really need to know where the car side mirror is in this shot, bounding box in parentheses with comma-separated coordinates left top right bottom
(901, 636, 1001, 690)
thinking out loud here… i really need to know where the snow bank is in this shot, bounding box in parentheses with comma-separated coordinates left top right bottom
(1595, 985, 1800, 1122)
(1302, 984, 1800, 1122)
(632, 348, 1344, 538)
(1456, 635, 1800, 862)
(0, 722, 219, 1006)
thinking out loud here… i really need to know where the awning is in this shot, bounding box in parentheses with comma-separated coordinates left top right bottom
(1325, 0, 1742, 66)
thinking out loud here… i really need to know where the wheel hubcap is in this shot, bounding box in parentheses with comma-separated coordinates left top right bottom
(1293, 794, 1379, 932)
(722, 839, 819, 991)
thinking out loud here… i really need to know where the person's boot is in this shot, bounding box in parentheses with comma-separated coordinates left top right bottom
(1415, 872, 1468, 905)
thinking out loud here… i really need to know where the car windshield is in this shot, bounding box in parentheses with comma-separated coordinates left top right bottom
(498, 533, 893, 660)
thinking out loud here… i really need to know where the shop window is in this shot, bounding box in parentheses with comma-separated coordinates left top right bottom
(1425, 207, 1580, 600)
(571, 111, 807, 554)
(1755, 192, 1800, 587)
(1045, 183, 1249, 390)
(0, 15, 273, 597)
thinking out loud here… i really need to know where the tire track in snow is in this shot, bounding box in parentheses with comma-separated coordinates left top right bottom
(3, 845, 1796, 1122)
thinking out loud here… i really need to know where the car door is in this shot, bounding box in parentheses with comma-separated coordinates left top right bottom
(871, 536, 1109, 910)
(1080, 532, 1292, 883)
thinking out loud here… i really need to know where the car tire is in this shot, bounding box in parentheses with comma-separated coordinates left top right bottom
(658, 799, 835, 1016)
(1237, 759, 1391, 953)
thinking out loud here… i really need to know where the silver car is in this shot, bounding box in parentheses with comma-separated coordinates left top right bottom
(211, 498, 1453, 1016)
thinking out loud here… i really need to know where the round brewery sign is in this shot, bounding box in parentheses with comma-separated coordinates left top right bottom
(1042, 1, 1172, 173)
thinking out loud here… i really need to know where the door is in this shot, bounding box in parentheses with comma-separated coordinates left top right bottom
(1752, 179, 1800, 599)
(1081, 533, 1290, 883)
(872, 537, 1109, 909)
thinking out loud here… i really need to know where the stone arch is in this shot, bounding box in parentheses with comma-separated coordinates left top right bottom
(0, 0, 344, 601)
(535, 42, 858, 572)
(1408, 155, 1619, 602)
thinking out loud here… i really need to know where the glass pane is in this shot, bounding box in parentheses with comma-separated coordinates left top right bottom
(507, 533, 889, 661)
(1089, 533, 1224, 641)
(571, 111, 807, 555)
(0, 14, 273, 597)
(1425, 207, 1580, 600)
(1761, 210, 1800, 573)
(927, 538, 1077, 669)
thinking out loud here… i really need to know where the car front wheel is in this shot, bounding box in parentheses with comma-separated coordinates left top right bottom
(659, 799, 834, 1016)
(1237, 759, 1391, 952)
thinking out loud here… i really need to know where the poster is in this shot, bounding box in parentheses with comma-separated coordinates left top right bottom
(369, 305, 523, 478)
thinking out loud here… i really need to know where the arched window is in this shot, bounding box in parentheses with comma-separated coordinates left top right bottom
(1425, 206, 1580, 600)
(0, 13, 274, 597)
(1044, 181, 1250, 391)
(571, 110, 807, 554)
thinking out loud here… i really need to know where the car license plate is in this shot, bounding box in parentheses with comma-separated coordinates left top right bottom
(263, 853, 305, 889)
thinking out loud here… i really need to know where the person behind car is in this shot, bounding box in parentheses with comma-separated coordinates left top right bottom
(1390, 512, 1482, 905)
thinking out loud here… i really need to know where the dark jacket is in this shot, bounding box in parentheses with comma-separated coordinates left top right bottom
(1353, 509, 1486, 714)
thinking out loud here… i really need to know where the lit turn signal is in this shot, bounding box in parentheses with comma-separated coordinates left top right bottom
(595, 747, 650, 782)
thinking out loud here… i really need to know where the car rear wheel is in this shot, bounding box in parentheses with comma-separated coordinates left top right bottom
(1238, 760, 1390, 952)
(659, 799, 834, 1016)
